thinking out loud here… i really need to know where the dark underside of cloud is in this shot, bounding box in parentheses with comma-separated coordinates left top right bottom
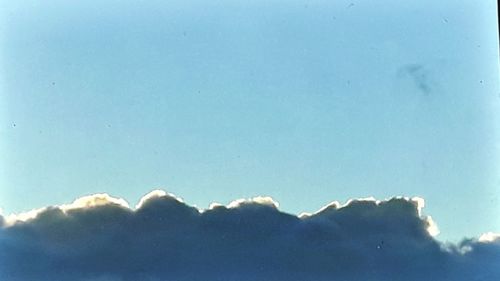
(1, 192, 499, 281)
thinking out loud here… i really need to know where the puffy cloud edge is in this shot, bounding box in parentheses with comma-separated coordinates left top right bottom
(0, 190, 496, 243)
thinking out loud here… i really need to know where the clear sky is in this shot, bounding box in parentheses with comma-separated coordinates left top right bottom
(0, 0, 499, 242)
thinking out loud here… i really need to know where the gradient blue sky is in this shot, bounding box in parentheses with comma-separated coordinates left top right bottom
(0, 0, 499, 242)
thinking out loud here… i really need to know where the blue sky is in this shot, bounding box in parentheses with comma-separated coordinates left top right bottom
(0, 0, 499, 242)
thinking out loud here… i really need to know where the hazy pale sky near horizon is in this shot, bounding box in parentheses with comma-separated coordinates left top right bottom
(0, 0, 499, 242)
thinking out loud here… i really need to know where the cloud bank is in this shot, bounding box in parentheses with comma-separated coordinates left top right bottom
(1, 191, 499, 281)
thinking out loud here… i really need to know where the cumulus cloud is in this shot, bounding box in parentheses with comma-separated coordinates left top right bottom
(0, 191, 499, 281)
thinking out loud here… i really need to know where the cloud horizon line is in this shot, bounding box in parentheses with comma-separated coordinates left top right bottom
(3, 190, 499, 243)
(1, 190, 499, 281)
(2, 189, 433, 230)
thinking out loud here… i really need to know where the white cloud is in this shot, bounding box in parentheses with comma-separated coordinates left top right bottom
(61, 193, 130, 211)
(227, 196, 279, 209)
(479, 232, 500, 243)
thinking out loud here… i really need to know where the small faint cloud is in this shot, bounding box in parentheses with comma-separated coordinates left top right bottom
(398, 64, 435, 96)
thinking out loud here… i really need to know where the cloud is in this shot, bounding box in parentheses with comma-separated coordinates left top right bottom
(0, 191, 499, 281)
(398, 64, 435, 96)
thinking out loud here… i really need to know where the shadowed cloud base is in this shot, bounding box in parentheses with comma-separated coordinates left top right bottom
(1, 191, 499, 281)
